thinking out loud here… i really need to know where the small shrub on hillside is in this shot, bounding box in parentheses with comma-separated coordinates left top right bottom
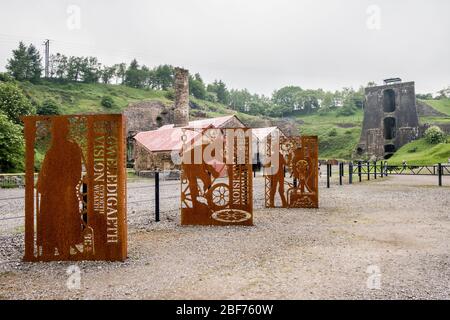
(37, 99, 62, 115)
(164, 89, 175, 100)
(328, 128, 338, 137)
(101, 95, 115, 108)
(407, 147, 418, 153)
(424, 126, 446, 144)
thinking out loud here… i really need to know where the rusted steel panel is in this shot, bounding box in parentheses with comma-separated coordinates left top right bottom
(264, 135, 319, 208)
(22, 114, 127, 262)
(181, 128, 253, 226)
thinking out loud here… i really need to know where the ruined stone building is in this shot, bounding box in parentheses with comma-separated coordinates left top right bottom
(132, 67, 249, 172)
(133, 115, 247, 171)
(123, 101, 172, 165)
(355, 79, 419, 160)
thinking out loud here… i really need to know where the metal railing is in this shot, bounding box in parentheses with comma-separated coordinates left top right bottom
(325, 161, 449, 187)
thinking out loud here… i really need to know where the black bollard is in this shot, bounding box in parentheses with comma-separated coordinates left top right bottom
(155, 171, 160, 222)
(349, 162, 353, 184)
(327, 164, 330, 188)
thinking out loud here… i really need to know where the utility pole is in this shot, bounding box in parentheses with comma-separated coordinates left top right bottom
(43, 39, 50, 78)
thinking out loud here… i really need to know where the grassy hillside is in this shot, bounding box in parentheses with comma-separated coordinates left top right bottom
(421, 98, 450, 116)
(297, 109, 363, 160)
(18, 81, 271, 127)
(387, 137, 450, 165)
(16, 81, 450, 162)
(19, 81, 170, 114)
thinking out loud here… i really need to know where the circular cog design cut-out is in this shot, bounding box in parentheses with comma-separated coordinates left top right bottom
(211, 209, 251, 223)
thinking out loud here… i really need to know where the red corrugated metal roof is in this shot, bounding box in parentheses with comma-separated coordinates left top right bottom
(135, 115, 239, 153)
(159, 115, 235, 130)
(134, 127, 200, 153)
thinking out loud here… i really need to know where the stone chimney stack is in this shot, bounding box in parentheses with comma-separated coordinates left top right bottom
(173, 67, 189, 127)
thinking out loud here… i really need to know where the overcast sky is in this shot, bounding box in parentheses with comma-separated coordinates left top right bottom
(0, 0, 449, 95)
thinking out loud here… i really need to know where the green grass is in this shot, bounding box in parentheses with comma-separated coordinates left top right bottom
(297, 109, 363, 160)
(16, 81, 450, 162)
(387, 137, 450, 165)
(20, 81, 268, 127)
(19, 81, 171, 114)
(420, 98, 450, 116)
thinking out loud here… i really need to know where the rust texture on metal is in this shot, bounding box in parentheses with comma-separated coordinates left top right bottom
(180, 128, 253, 226)
(22, 114, 127, 262)
(264, 135, 319, 208)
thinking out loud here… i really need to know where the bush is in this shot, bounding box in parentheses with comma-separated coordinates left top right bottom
(0, 82, 35, 124)
(0, 72, 14, 83)
(37, 99, 62, 115)
(101, 95, 115, 108)
(0, 112, 24, 172)
(424, 126, 446, 144)
(164, 89, 175, 101)
(407, 147, 418, 153)
(205, 91, 218, 103)
(337, 105, 356, 116)
(328, 128, 338, 137)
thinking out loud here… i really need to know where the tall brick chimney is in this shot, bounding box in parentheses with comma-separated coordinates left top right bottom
(173, 67, 189, 127)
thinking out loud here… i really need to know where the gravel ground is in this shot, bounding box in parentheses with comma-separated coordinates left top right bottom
(0, 173, 449, 300)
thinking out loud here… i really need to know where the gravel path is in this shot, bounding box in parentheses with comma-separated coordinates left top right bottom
(0, 174, 449, 299)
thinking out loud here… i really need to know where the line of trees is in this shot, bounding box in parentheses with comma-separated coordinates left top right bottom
(4, 42, 368, 118)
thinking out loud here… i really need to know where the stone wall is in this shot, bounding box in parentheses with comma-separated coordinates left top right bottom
(134, 142, 177, 172)
(123, 100, 171, 135)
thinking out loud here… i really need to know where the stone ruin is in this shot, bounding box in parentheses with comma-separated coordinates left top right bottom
(355, 79, 419, 160)
(173, 67, 190, 127)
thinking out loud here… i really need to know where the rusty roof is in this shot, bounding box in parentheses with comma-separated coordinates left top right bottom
(135, 115, 243, 153)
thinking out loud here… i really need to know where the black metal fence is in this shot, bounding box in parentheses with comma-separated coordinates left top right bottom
(326, 161, 449, 188)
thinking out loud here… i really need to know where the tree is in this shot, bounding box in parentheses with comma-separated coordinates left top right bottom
(436, 87, 450, 99)
(66, 56, 83, 82)
(50, 53, 69, 81)
(101, 65, 117, 84)
(189, 73, 206, 99)
(0, 82, 35, 125)
(26, 44, 43, 82)
(124, 59, 143, 88)
(80, 57, 101, 83)
(0, 112, 25, 173)
(272, 86, 303, 115)
(115, 63, 127, 84)
(154, 64, 174, 90)
(207, 80, 229, 105)
(37, 99, 62, 115)
(229, 89, 252, 112)
(6, 42, 29, 81)
(6, 42, 42, 82)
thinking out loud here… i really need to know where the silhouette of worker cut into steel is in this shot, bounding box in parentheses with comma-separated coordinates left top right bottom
(22, 114, 127, 262)
(264, 134, 319, 208)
